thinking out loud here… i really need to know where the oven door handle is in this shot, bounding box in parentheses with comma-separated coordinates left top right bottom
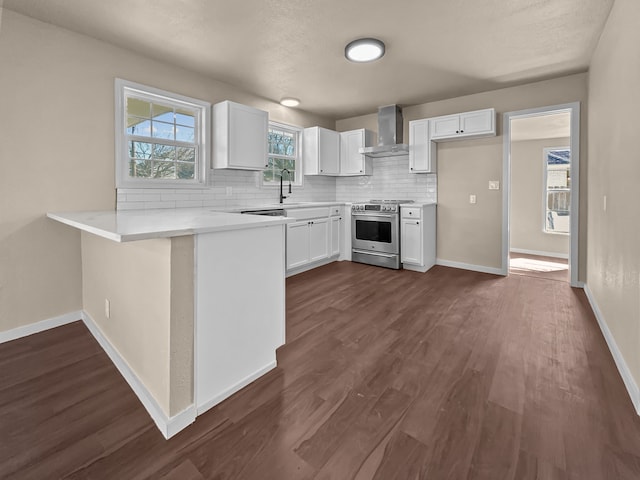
(352, 249, 397, 258)
(352, 214, 395, 218)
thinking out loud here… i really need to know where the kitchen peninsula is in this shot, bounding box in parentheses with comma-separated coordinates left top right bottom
(47, 208, 291, 438)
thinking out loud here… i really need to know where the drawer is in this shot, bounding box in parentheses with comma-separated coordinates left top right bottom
(330, 206, 342, 216)
(285, 207, 329, 220)
(402, 207, 421, 219)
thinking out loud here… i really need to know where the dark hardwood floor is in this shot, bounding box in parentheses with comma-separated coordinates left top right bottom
(509, 252, 569, 283)
(2, 262, 640, 479)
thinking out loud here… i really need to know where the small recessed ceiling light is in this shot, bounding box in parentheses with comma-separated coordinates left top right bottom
(280, 97, 300, 107)
(345, 38, 385, 63)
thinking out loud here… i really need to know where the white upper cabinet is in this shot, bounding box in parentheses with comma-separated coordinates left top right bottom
(339, 129, 374, 176)
(430, 108, 495, 141)
(212, 101, 268, 170)
(409, 119, 436, 173)
(303, 127, 340, 175)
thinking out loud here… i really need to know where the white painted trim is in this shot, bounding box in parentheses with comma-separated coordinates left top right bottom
(197, 360, 277, 415)
(502, 102, 581, 287)
(286, 256, 339, 277)
(81, 311, 196, 439)
(403, 263, 431, 273)
(435, 259, 503, 276)
(509, 248, 569, 260)
(0, 311, 81, 344)
(583, 285, 640, 415)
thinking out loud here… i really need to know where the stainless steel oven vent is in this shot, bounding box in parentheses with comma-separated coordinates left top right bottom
(359, 105, 409, 158)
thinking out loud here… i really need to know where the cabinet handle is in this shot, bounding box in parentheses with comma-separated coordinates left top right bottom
(456, 130, 459, 133)
(410, 167, 413, 170)
(416, 221, 420, 225)
(460, 130, 464, 133)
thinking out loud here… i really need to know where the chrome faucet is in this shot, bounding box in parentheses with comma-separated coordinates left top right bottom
(279, 168, 292, 204)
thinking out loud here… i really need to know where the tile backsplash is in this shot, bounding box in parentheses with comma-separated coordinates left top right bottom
(117, 156, 437, 210)
(336, 156, 437, 203)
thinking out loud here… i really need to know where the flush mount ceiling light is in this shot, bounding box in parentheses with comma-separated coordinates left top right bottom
(345, 38, 385, 63)
(280, 97, 300, 107)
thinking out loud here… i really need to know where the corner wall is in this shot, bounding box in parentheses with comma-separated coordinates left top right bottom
(0, 8, 334, 334)
(336, 74, 588, 276)
(587, 0, 640, 393)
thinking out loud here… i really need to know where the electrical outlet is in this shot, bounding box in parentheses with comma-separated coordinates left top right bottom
(469, 194, 477, 204)
(105, 299, 110, 319)
(603, 195, 607, 212)
(489, 180, 500, 190)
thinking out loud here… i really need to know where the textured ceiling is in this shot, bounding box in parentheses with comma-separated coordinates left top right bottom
(2, 0, 614, 119)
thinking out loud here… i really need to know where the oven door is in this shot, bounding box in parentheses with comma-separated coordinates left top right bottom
(351, 213, 399, 255)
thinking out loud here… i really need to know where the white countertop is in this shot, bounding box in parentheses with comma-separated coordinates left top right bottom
(47, 208, 292, 242)
(400, 202, 437, 207)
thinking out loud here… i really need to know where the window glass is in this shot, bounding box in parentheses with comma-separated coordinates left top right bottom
(116, 79, 210, 187)
(263, 122, 302, 186)
(544, 147, 570, 234)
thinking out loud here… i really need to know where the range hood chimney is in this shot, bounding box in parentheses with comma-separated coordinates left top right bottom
(359, 105, 409, 158)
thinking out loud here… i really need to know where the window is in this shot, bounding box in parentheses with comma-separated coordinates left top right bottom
(263, 122, 302, 186)
(115, 79, 210, 188)
(543, 147, 570, 234)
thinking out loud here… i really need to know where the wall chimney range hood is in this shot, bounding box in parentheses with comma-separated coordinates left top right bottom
(359, 105, 409, 158)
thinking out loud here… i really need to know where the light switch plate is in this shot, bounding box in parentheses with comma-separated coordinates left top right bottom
(489, 181, 500, 190)
(469, 194, 477, 204)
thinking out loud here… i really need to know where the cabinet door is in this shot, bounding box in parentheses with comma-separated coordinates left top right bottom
(459, 109, 494, 136)
(286, 221, 310, 270)
(401, 219, 422, 265)
(308, 218, 329, 262)
(430, 114, 460, 139)
(409, 119, 435, 173)
(330, 215, 341, 257)
(213, 101, 268, 170)
(340, 130, 365, 175)
(318, 128, 340, 175)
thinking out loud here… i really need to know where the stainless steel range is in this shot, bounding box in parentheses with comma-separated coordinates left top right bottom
(351, 200, 413, 269)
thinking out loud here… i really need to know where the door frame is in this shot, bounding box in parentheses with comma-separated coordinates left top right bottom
(501, 102, 581, 287)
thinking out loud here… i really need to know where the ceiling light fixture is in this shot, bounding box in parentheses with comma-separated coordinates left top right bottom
(280, 97, 300, 107)
(345, 38, 385, 63)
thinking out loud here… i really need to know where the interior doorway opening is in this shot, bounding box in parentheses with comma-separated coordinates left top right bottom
(502, 103, 580, 286)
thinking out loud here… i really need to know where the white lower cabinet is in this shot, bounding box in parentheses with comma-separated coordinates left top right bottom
(285, 206, 342, 274)
(286, 220, 311, 269)
(330, 215, 341, 257)
(308, 218, 329, 262)
(401, 204, 436, 272)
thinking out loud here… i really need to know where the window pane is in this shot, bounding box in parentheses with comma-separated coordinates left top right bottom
(127, 97, 150, 118)
(129, 141, 152, 159)
(127, 118, 152, 137)
(177, 163, 195, 180)
(152, 161, 176, 178)
(130, 159, 153, 178)
(152, 121, 174, 140)
(176, 146, 195, 162)
(176, 126, 195, 142)
(153, 144, 175, 160)
(152, 104, 173, 122)
(153, 111, 174, 123)
(176, 110, 195, 127)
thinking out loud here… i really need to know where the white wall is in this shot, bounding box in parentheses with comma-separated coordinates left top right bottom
(510, 137, 570, 256)
(0, 9, 334, 334)
(587, 0, 640, 392)
(336, 74, 588, 275)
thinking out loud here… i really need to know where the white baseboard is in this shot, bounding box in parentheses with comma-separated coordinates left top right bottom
(583, 285, 640, 415)
(0, 310, 81, 344)
(436, 259, 504, 276)
(197, 360, 277, 415)
(81, 311, 196, 439)
(403, 263, 432, 273)
(510, 248, 569, 260)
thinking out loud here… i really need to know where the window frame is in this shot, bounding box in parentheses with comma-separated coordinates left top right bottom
(115, 78, 211, 189)
(542, 146, 571, 235)
(262, 121, 303, 187)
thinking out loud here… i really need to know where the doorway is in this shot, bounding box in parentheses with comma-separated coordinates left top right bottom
(502, 103, 580, 287)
